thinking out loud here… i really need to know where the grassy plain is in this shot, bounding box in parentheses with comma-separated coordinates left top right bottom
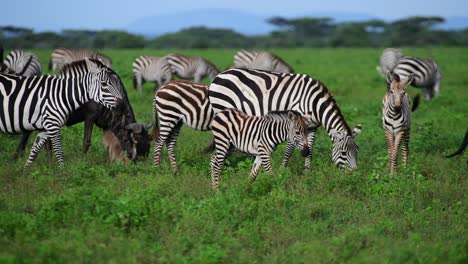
(0, 48, 466, 263)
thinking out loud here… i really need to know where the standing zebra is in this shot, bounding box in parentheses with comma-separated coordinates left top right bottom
(233, 50, 294, 73)
(153, 80, 214, 170)
(210, 109, 309, 190)
(377, 48, 442, 100)
(49, 48, 112, 71)
(132, 55, 172, 93)
(3, 50, 42, 76)
(383, 71, 417, 173)
(0, 58, 123, 169)
(208, 68, 361, 170)
(167, 54, 220, 83)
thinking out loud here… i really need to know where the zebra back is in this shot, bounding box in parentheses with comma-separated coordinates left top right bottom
(233, 50, 294, 73)
(4, 50, 42, 76)
(50, 48, 112, 71)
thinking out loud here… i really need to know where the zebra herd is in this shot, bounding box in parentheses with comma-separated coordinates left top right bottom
(0, 46, 463, 189)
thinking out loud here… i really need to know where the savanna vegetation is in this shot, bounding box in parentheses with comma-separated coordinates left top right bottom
(0, 48, 466, 263)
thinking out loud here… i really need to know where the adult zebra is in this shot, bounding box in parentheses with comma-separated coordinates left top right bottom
(132, 55, 172, 93)
(14, 59, 151, 160)
(153, 80, 214, 170)
(49, 48, 112, 71)
(3, 49, 42, 76)
(208, 68, 362, 170)
(0, 58, 123, 169)
(377, 49, 442, 100)
(167, 54, 220, 83)
(233, 50, 294, 73)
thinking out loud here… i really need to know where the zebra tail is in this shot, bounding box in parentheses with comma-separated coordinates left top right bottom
(48, 58, 53, 71)
(202, 138, 216, 154)
(446, 130, 468, 158)
(412, 94, 421, 112)
(151, 108, 160, 141)
(133, 74, 137, 90)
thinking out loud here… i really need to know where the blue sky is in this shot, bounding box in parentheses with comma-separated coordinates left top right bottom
(1, 0, 466, 32)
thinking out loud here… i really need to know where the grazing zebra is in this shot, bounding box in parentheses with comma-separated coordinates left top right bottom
(3, 50, 42, 76)
(383, 71, 419, 173)
(377, 48, 442, 100)
(210, 109, 309, 190)
(208, 68, 361, 170)
(233, 50, 294, 73)
(0, 58, 123, 169)
(167, 54, 220, 83)
(132, 55, 172, 93)
(49, 48, 112, 71)
(153, 80, 214, 170)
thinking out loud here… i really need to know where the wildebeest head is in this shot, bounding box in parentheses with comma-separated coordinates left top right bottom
(125, 122, 152, 159)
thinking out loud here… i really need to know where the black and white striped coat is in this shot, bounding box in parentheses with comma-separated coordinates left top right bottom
(167, 54, 220, 83)
(0, 59, 123, 169)
(153, 80, 214, 170)
(49, 48, 112, 71)
(208, 68, 361, 170)
(383, 72, 416, 173)
(132, 55, 172, 93)
(3, 49, 42, 76)
(210, 109, 309, 190)
(233, 50, 294, 73)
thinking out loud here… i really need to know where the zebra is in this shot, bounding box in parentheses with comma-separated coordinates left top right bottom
(0, 58, 123, 169)
(233, 50, 294, 73)
(210, 109, 309, 190)
(446, 130, 467, 158)
(376, 48, 402, 77)
(132, 55, 172, 93)
(3, 50, 42, 76)
(383, 71, 419, 173)
(166, 53, 220, 83)
(377, 48, 442, 100)
(153, 80, 214, 170)
(49, 48, 112, 71)
(208, 68, 362, 170)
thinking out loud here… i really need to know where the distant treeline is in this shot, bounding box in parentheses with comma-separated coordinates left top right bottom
(2, 16, 468, 49)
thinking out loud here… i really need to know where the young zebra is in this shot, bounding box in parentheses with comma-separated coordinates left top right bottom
(132, 55, 172, 93)
(3, 49, 42, 76)
(167, 54, 220, 83)
(153, 80, 214, 170)
(0, 58, 123, 169)
(49, 48, 112, 71)
(208, 68, 361, 170)
(233, 50, 294, 73)
(210, 109, 309, 190)
(383, 71, 418, 173)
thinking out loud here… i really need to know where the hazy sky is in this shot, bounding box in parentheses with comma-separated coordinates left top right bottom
(1, 0, 465, 31)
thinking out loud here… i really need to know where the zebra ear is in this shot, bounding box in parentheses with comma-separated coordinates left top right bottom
(85, 58, 100, 74)
(287, 111, 299, 120)
(329, 128, 345, 141)
(406, 73, 415, 86)
(352, 124, 362, 138)
(385, 70, 393, 84)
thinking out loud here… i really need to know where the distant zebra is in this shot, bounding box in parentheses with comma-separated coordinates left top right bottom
(132, 55, 172, 93)
(376, 48, 402, 77)
(233, 50, 294, 73)
(153, 80, 214, 170)
(208, 68, 361, 170)
(49, 48, 112, 71)
(0, 58, 123, 169)
(377, 49, 442, 100)
(210, 109, 309, 190)
(167, 54, 220, 83)
(3, 49, 42, 76)
(383, 71, 418, 173)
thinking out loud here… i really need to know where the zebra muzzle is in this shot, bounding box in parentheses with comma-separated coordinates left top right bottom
(301, 146, 310, 157)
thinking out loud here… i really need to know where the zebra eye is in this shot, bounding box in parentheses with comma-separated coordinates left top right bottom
(101, 82, 108, 88)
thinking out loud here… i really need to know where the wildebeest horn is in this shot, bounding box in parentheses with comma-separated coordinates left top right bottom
(125, 123, 142, 134)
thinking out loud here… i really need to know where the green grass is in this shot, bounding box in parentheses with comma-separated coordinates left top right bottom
(0, 48, 466, 263)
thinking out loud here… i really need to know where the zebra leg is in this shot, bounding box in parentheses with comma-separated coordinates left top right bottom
(385, 130, 394, 173)
(24, 132, 49, 168)
(304, 129, 317, 170)
(194, 75, 201, 83)
(423, 87, 432, 100)
(210, 137, 231, 191)
(433, 81, 441, 97)
(258, 146, 273, 174)
(153, 123, 173, 166)
(391, 132, 403, 174)
(250, 156, 262, 181)
(281, 141, 295, 168)
(49, 130, 65, 170)
(166, 122, 182, 171)
(401, 129, 410, 168)
(15, 132, 31, 159)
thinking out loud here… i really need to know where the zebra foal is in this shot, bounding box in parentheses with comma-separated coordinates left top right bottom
(210, 109, 309, 190)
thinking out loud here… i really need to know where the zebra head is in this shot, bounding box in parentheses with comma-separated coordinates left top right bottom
(85, 58, 123, 110)
(386, 71, 414, 112)
(287, 111, 310, 157)
(330, 125, 361, 170)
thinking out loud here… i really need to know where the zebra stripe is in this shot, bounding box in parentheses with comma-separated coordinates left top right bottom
(383, 72, 415, 173)
(167, 54, 220, 83)
(3, 50, 42, 76)
(208, 68, 361, 170)
(132, 55, 172, 93)
(376, 48, 402, 77)
(153, 80, 214, 170)
(210, 109, 309, 190)
(233, 50, 294, 73)
(49, 48, 112, 71)
(0, 59, 123, 169)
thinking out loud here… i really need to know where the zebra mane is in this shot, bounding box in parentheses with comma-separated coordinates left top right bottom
(59, 59, 108, 74)
(271, 52, 294, 73)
